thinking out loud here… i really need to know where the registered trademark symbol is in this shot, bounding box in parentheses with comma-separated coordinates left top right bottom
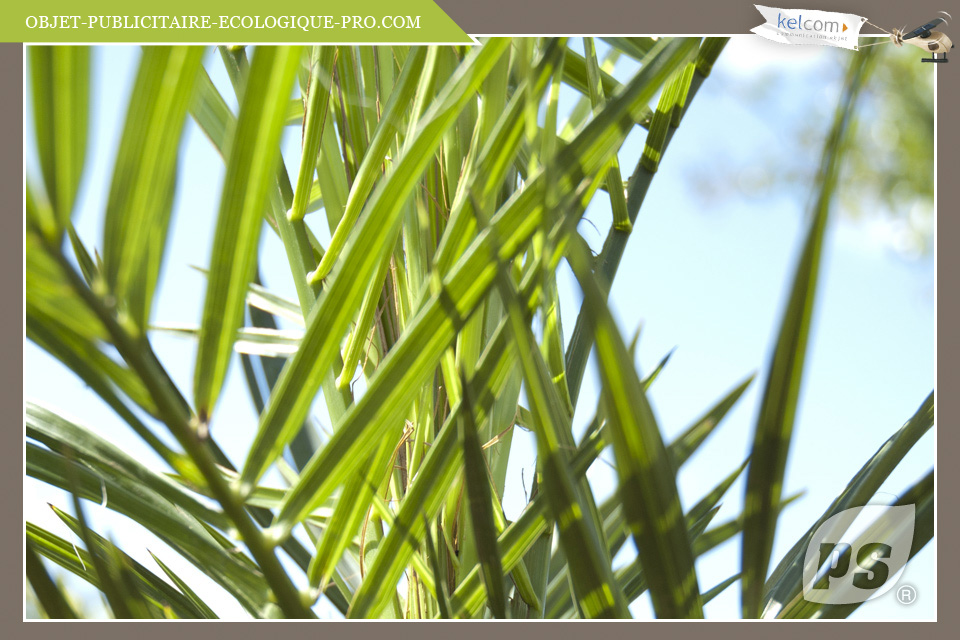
(896, 584, 918, 605)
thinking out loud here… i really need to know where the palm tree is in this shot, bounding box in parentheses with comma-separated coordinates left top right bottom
(25, 39, 932, 619)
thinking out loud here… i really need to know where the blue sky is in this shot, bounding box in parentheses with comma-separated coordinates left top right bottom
(25, 37, 936, 620)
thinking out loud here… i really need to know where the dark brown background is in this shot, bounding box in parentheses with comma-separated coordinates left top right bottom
(7, 0, 954, 634)
(436, 0, 956, 34)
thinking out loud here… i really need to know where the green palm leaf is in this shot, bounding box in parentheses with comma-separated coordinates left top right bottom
(29, 46, 89, 233)
(101, 47, 204, 332)
(194, 45, 302, 419)
(565, 234, 703, 618)
(740, 49, 876, 618)
(241, 40, 512, 492)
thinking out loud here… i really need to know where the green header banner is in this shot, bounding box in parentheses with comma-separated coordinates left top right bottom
(9, 0, 473, 43)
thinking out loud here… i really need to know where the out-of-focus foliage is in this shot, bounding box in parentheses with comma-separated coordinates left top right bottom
(26, 573, 93, 619)
(690, 43, 933, 258)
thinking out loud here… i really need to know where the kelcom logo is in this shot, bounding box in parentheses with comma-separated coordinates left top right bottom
(777, 12, 849, 33)
(752, 6, 865, 50)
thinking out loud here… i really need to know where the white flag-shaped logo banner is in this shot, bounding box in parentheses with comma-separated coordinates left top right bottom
(752, 5, 866, 50)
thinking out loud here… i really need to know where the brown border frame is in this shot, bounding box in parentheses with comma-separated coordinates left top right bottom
(10, 0, 955, 634)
